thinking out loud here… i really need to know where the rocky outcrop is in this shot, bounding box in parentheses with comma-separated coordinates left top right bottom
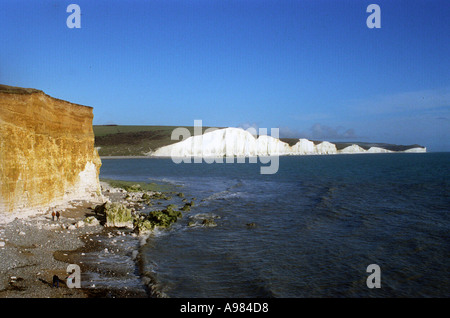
(95, 202, 134, 228)
(0, 85, 101, 214)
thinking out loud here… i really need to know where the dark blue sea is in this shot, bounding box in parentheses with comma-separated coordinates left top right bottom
(99, 153, 450, 297)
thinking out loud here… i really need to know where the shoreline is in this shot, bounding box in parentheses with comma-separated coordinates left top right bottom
(0, 180, 178, 298)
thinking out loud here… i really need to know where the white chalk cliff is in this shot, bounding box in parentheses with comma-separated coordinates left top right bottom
(147, 127, 426, 157)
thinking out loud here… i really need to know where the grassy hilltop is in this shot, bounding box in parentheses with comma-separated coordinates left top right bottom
(94, 125, 424, 156)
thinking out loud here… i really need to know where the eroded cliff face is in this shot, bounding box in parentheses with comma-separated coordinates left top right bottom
(149, 127, 427, 157)
(0, 85, 101, 214)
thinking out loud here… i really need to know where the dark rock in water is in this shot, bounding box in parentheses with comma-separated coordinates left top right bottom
(134, 218, 153, 233)
(202, 218, 217, 227)
(181, 201, 195, 211)
(150, 192, 171, 201)
(165, 204, 178, 211)
(246, 223, 256, 228)
(181, 205, 191, 212)
(133, 204, 182, 233)
(145, 204, 182, 229)
(177, 192, 184, 198)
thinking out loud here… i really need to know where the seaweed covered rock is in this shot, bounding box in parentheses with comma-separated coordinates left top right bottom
(134, 217, 154, 234)
(132, 204, 183, 234)
(165, 204, 178, 212)
(141, 193, 152, 201)
(180, 201, 195, 211)
(181, 204, 191, 212)
(147, 205, 182, 228)
(96, 202, 134, 228)
(184, 201, 195, 207)
(123, 184, 143, 192)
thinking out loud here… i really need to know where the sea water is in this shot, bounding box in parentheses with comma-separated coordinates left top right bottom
(99, 153, 450, 297)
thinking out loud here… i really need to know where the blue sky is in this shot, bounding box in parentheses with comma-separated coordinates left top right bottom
(1, 0, 449, 151)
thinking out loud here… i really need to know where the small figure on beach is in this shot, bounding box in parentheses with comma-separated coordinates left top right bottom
(51, 211, 56, 221)
(52, 275, 59, 288)
(56, 211, 60, 221)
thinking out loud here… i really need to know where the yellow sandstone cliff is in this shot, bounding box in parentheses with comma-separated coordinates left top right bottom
(0, 85, 101, 214)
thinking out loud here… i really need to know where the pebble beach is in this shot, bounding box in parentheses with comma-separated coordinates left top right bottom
(0, 181, 153, 298)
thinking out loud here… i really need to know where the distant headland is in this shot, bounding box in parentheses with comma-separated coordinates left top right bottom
(93, 125, 426, 157)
